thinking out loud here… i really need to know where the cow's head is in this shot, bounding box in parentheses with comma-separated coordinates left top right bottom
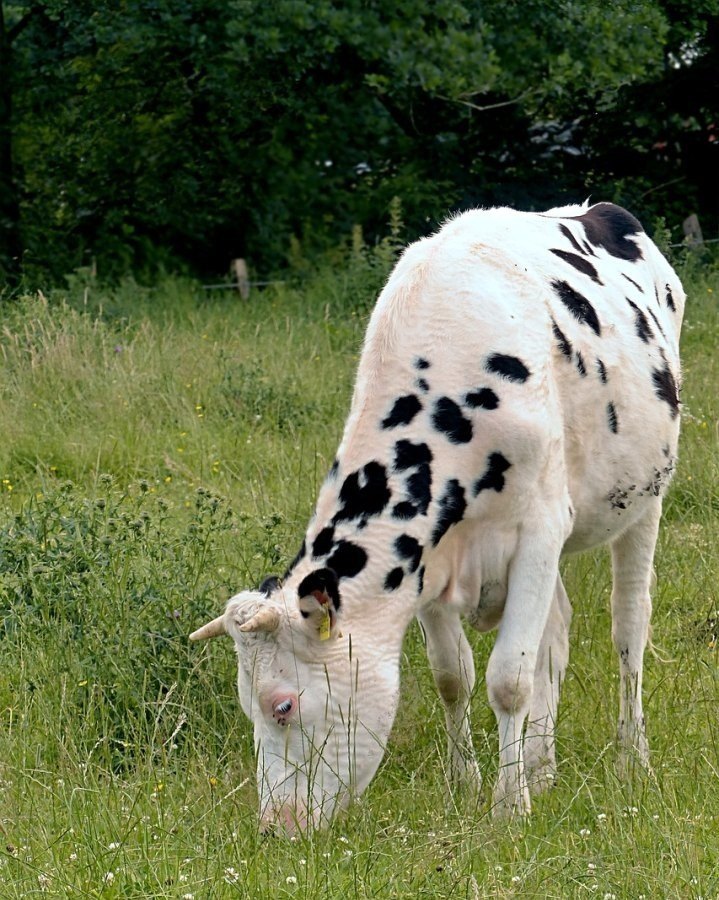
(190, 568, 400, 833)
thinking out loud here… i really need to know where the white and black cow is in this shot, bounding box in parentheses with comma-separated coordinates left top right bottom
(191, 202, 684, 832)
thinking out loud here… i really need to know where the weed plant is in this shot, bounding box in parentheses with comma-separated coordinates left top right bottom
(0, 246, 717, 897)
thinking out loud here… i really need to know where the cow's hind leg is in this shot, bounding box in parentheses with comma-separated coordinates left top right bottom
(523, 574, 572, 795)
(486, 518, 567, 817)
(418, 605, 482, 795)
(611, 500, 661, 778)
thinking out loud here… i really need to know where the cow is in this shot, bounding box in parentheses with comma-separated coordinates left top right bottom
(191, 201, 684, 833)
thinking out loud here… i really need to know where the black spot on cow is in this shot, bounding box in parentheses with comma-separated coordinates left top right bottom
(384, 568, 404, 592)
(575, 203, 644, 262)
(395, 439, 433, 471)
(328, 459, 339, 480)
(407, 468, 432, 514)
(417, 565, 425, 594)
(394, 534, 422, 572)
(416, 377, 430, 393)
(626, 298, 654, 344)
(394, 441, 433, 513)
(312, 526, 335, 558)
(551, 319, 573, 360)
(432, 396, 473, 444)
(550, 248, 603, 283)
(474, 452, 511, 497)
(326, 540, 368, 580)
(647, 307, 666, 339)
(596, 358, 608, 384)
(414, 357, 431, 370)
(382, 394, 422, 429)
(665, 284, 676, 312)
(652, 359, 680, 419)
(298, 567, 341, 612)
(552, 280, 602, 336)
(575, 351, 587, 377)
(334, 462, 391, 525)
(283, 539, 306, 579)
(607, 401, 619, 434)
(431, 479, 467, 547)
(622, 273, 644, 293)
(485, 353, 531, 383)
(464, 387, 500, 410)
(559, 223, 586, 255)
(392, 501, 419, 520)
(259, 574, 281, 596)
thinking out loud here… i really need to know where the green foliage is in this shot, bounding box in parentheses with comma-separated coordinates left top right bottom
(1, 0, 718, 282)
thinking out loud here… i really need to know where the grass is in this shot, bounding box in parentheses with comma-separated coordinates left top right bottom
(0, 250, 717, 898)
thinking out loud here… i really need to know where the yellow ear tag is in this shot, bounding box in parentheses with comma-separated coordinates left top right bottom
(319, 608, 331, 641)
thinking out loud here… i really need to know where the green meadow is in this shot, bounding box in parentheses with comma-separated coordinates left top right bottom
(0, 251, 717, 898)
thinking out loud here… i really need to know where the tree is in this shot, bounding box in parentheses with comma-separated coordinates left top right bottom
(2, 0, 717, 283)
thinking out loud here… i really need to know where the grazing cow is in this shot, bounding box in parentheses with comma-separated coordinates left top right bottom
(191, 202, 684, 832)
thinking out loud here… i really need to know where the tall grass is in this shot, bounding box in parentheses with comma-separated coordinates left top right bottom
(0, 249, 717, 898)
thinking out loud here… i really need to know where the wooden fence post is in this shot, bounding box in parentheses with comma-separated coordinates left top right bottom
(231, 258, 250, 299)
(682, 214, 703, 248)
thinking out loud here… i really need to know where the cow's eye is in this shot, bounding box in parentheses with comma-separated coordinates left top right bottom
(273, 699, 294, 718)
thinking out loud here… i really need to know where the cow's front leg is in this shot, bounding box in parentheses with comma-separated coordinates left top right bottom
(611, 501, 661, 778)
(486, 523, 565, 818)
(418, 605, 482, 796)
(523, 574, 572, 795)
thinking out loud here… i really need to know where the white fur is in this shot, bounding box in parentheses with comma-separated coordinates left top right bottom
(206, 202, 684, 829)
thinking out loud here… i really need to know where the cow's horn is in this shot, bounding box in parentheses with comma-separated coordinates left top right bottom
(238, 607, 280, 633)
(190, 615, 227, 641)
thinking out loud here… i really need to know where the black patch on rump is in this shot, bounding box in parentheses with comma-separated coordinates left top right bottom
(394, 534, 422, 572)
(559, 223, 586, 255)
(607, 401, 619, 434)
(575, 203, 644, 261)
(298, 567, 341, 612)
(473, 452, 511, 496)
(551, 319, 572, 360)
(334, 462, 391, 524)
(552, 280, 602, 336)
(393, 439, 433, 518)
(312, 526, 335, 558)
(432, 396, 473, 444)
(431, 479, 467, 547)
(465, 387, 499, 410)
(622, 273, 644, 293)
(384, 567, 404, 592)
(665, 284, 676, 312)
(652, 359, 680, 419)
(647, 307, 666, 339)
(326, 540, 368, 580)
(485, 353, 531, 383)
(626, 298, 654, 344)
(382, 394, 422, 429)
(575, 351, 587, 377)
(596, 358, 608, 384)
(550, 248, 603, 283)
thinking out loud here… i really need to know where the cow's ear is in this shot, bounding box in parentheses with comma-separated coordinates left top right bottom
(259, 574, 281, 596)
(297, 568, 341, 641)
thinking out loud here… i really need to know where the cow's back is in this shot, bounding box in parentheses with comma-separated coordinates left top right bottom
(350, 203, 684, 558)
